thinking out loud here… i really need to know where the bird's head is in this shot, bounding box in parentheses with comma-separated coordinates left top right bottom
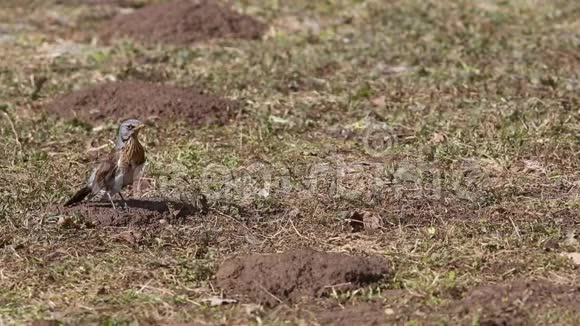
(117, 119, 145, 145)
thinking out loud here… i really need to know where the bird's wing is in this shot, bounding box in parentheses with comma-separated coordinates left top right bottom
(91, 148, 121, 191)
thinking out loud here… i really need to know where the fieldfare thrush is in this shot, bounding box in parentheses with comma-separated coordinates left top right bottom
(64, 119, 146, 210)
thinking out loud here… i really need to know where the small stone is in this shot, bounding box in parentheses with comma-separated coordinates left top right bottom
(57, 216, 75, 228)
(347, 211, 382, 232)
(370, 95, 386, 107)
(563, 231, 578, 247)
(112, 230, 141, 245)
(543, 238, 560, 251)
(561, 252, 580, 265)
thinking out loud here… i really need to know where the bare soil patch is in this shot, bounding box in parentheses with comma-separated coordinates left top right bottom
(289, 301, 390, 326)
(48, 198, 205, 227)
(216, 248, 391, 306)
(57, 0, 146, 7)
(307, 294, 432, 326)
(100, 0, 266, 45)
(30, 321, 59, 326)
(43, 80, 237, 125)
(456, 279, 580, 325)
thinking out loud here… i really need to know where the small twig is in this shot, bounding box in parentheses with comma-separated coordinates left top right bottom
(211, 208, 253, 233)
(257, 284, 283, 304)
(322, 282, 352, 289)
(263, 218, 289, 240)
(289, 218, 310, 240)
(136, 282, 175, 296)
(137, 279, 153, 293)
(85, 144, 109, 152)
(508, 215, 522, 240)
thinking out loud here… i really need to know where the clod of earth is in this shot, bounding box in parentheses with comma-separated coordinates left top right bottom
(43, 80, 237, 125)
(100, 0, 267, 45)
(455, 279, 580, 325)
(346, 211, 382, 232)
(216, 248, 391, 306)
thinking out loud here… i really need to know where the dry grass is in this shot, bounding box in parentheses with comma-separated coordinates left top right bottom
(1, 0, 580, 324)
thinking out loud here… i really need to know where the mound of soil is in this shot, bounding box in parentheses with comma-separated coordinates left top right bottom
(50, 198, 205, 227)
(43, 80, 237, 125)
(216, 248, 391, 306)
(456, 279, 580, 325)
(100, 0, 266, 45)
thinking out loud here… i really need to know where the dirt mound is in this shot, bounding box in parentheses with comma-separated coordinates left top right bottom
(43, 80, 237, 125)
(216, 248, 391, 306)
(456, 279, 580, 325)
(100, 0, 266, 45)
(49, 198, 206, 227)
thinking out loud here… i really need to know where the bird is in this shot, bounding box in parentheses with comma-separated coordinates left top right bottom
(64, 119, 146, 211)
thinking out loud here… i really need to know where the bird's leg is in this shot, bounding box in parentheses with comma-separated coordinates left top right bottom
(106, 192, 118, 212)
(118, 192, 129, 210)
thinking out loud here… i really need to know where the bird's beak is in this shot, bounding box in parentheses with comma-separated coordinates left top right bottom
(134, 123, 145, 131)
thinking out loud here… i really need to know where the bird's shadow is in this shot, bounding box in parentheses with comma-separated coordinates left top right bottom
(85, 198, 207, 218)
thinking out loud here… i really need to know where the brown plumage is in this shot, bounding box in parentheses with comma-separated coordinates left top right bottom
(64, 119, 146, 210)
(64, 186, 91, 207)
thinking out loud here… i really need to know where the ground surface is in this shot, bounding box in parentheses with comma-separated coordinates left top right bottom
(1, 0, 579, 325)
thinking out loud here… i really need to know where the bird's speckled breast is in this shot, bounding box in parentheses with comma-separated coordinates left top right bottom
(117, 137, 146, 189)
(121, 137, 145, 168)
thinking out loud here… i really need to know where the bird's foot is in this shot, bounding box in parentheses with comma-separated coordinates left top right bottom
(118, 193, 129, 210)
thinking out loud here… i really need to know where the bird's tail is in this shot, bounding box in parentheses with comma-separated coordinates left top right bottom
(64, 186, 91, 207)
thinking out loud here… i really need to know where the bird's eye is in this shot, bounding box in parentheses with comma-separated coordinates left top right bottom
(127, 125, 134, 130)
